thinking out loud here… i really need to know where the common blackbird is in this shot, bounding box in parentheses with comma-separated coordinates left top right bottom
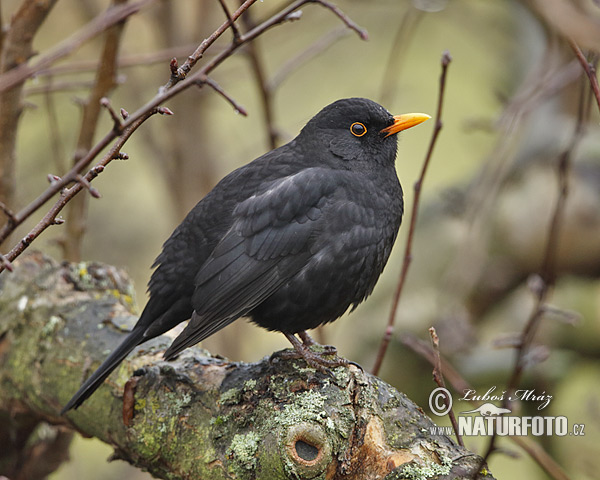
(62, 97, 429, 413)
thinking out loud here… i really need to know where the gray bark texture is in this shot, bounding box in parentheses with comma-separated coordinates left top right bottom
(0, 252, 494, 480)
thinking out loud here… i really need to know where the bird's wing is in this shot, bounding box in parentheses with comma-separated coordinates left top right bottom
(163, 168, 338, 359)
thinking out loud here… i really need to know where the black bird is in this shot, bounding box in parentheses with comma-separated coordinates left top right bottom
(62, 98, 429, 413)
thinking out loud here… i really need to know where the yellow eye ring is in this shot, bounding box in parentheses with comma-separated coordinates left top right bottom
(350, 122, 367, 137)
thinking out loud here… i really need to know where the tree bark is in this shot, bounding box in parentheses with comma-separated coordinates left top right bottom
(0, 252, 494, 480)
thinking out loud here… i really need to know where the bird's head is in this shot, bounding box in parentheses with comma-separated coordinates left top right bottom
(298, 97, 430, 166)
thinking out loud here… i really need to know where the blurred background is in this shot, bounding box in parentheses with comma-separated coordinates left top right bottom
(2, 0, 599, 478)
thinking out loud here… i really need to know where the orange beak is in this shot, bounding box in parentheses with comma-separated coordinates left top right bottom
(381, 113, 431, 137)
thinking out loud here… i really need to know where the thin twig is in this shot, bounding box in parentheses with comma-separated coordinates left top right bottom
(101, 97, 124, 133)
(0, 202, 17, 225)
(171, 0, 258, 84)
(312, 0, 368, 40)
(371, 51, 452, 376)
(569, 38, 600, 114)
(75, 175, 101, 198)
(217, 0, 241, 41)
(200, 76, 248, 116)
(0, 253, 14, 272)
(429, 327, 464, 447)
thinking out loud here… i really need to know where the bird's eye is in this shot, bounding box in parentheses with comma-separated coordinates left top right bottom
(350, 122, 367, 137)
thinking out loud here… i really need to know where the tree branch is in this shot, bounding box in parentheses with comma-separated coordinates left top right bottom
(372, 51, 451, 376)
(0, 252, 494, 480)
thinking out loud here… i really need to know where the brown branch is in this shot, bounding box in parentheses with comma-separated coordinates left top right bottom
(0, 201, 16, 225)
(200, 76, 248, 116)
(312, 0, 368, 40)
(0, 252, 492, 479)
(100, 97, 125, 132)
(429, 327, 464, 447)
(170, 0, 258, 84)
(568, 39, 600, 114)
(372, 51, 452, 376)
(217, 0, 241, 41)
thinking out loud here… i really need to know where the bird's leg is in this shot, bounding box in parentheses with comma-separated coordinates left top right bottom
(298, 330, 338, 355)
(297, 330, 316, 346)
(281, 332, 348, 370)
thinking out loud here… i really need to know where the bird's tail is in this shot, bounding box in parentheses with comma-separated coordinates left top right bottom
(60, 327, 146, 414)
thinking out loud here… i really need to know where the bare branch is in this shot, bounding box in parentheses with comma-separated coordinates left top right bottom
(217, 0, 241, 41)
(171, 0, 259, 84)
(0, 201, 16, 225)
(372, 51, 452, 376)
(568, 38, 600, 114)
(429, 327, 464, 447)
(200, 76, 247, 116)
(100, 97, 124, 133)
(312, 0, 368, 40)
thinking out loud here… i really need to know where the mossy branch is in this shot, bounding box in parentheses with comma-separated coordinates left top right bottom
(0, 253, 493, 480)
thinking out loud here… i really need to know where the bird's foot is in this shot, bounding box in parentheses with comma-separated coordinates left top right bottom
(296, 331, 364, 370)
(269, 333, 348, 375)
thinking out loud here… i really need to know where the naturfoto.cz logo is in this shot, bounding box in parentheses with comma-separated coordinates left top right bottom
(428, 387, 585, 437)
